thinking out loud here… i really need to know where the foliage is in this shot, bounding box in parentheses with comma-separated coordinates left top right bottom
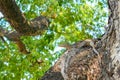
(0, 0, 108, 79)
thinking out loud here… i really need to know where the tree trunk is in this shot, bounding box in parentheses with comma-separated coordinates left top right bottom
(105, 0, 120, 79)
(41, 0, 120, 80)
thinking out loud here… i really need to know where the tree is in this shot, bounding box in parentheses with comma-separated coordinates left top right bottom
(0, 0, 109, 80)
(42, 0, 120, 80)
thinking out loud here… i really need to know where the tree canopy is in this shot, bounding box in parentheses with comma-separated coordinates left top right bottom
(0, 0, 108, 79)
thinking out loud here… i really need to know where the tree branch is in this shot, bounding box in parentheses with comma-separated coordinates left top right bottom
(0, 0, 50, 36)
(0, 0, 50, 54)
(0, 27, 29, 54)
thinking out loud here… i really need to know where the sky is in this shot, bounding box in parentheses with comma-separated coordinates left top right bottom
(0, 12, 3, 18)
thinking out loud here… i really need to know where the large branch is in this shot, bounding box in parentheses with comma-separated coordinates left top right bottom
(0, 0, 50, 54)
(41, 39, 105, 80)
(0, 0, 50, 36)
(41, 38, 114, 80)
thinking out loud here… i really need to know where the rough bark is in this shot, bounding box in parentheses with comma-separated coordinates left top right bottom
(0, 0, 50, 54)
(41, 39, 105, 80)
(41, 0, 120, 80)
(105, 0, 120, 79)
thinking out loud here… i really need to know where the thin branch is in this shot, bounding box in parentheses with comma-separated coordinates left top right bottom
(0, 27, 29, 54)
